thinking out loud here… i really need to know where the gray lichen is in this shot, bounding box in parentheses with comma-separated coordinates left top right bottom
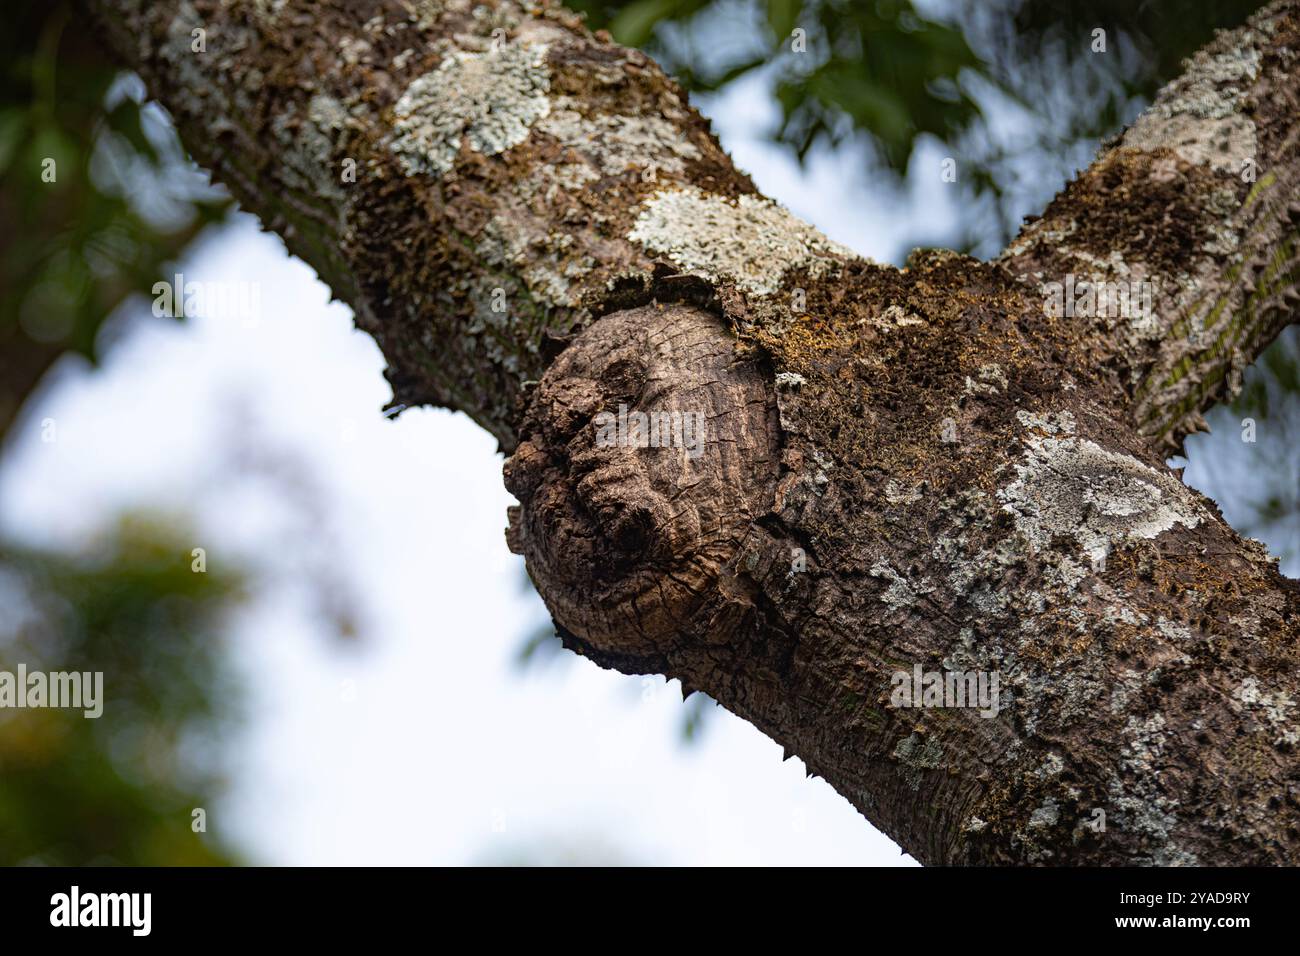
(869, 560, 933, 610)
(1122, 40, 1261, 171)
(535, 98, 700, 176)
(1028, 796, 1060, 829)
(893, 732, 945, 791)
(270, 93, 352, 206)
(391, 41, 551, 177)
(160, 2, 219, 120)
(998, 411, 1204, 566)
(477, 213, 587, 307)
(627, 186, 859, 295)
(1237, 677, 1299, 746)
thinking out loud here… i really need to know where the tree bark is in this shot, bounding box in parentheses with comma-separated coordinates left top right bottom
(84, 0, 1300, 865)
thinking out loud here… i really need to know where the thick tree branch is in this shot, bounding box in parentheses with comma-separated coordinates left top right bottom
(85, 0, 788, 448)
(999, 3, 1300, 454)
(84, 0, 1300, 865)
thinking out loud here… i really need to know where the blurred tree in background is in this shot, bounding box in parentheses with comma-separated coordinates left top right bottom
(0, 515, 243, 865)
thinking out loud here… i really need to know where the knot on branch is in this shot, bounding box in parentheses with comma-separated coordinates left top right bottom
(504, 303, 779, 672)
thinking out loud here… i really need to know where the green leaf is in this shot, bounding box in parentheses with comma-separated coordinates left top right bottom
(610, 0, 680, 47)
(767, 0, 803, 40)
(29, 123, 76, 187)
(105, 99, 160, 165)
(0, 109, 27, 176)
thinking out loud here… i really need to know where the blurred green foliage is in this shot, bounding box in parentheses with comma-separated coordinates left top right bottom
(0, 1, 229, 436)
(574, 0, 984, 169)
(0, 516, 244, 865)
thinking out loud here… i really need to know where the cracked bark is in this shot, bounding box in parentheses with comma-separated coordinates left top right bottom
(84, 0, 1300, 864)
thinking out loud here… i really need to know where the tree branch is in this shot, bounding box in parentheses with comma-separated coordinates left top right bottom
(84, 0, 793, 448)
(999, 3, 1300, 455)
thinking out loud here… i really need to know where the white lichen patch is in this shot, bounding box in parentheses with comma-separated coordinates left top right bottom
(1237, 677, 1298, 746)
(869, 561, 933, 610)
(998, 417, 1203, 567)
(309, 93, 349, 136)
(1154, 45, 1260, 120)
(978, 363, 1008, 390)
(1046, 555, 1090, 593)
(338, 35, 374, 66)
(535, 99, 700, 176)
(478, 213, 589, 307)
(1109, 787, 1185, 848)
(1122, 713, 1169, 773)
(1109, 712, 1198, 862)
(1028, 797, 1060, 830)
(885, 479, 922, 505)
(391, 41, 551, 177)
(967, 361, 1013, 400)
(1125, 112, 1256, 174)
(627, 186, 858, 296)
(1155, 617, 1193, 643)
(1122, 44, 1260, 172)
(268, 95, 351, 206)
(406, 0, 445, 31)
(161, 2, 218, 118)
(1015, 408, 1076, 435)
(1033, 753, 1065, 780)
(1108, 665, 1150, 714)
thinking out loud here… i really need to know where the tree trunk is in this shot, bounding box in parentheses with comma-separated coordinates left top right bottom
(84, 0, 1300, 865)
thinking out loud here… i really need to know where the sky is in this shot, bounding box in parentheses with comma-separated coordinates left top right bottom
(1, 38, 1293, 865)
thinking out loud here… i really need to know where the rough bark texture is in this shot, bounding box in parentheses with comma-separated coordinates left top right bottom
(84, 0, 1300, 864)
(1000, 10, 1300, 455)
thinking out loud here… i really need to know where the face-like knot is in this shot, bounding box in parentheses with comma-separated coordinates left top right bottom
(504, 303, 779, 668)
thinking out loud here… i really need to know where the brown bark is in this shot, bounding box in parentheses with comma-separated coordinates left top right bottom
(84, 0, 1300, 864)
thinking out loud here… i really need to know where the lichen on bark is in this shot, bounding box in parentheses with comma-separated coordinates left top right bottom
(390, 39, 552, 177)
